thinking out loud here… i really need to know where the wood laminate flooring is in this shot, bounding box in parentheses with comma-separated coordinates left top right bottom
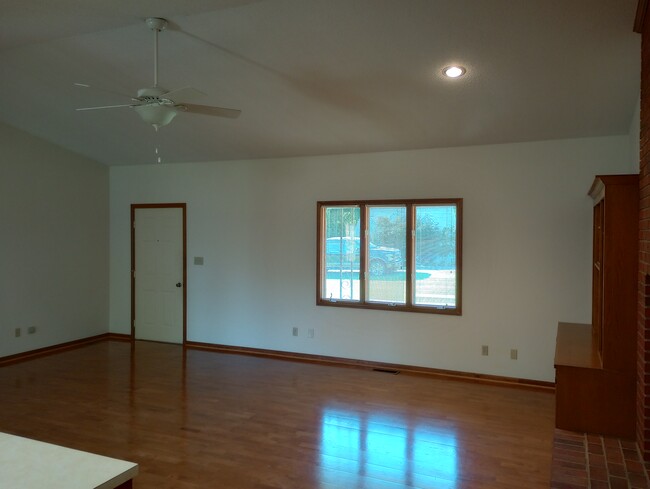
(0, 341, 554, 488)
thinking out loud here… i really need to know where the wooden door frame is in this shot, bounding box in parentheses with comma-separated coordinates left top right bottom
(130, 203, 187, 344)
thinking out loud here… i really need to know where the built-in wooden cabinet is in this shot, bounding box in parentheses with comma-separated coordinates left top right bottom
(554, 174, 638, 438)
(589, 175, 638, 374)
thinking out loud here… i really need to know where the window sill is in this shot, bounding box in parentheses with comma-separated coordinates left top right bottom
(316, 299, 462, 315)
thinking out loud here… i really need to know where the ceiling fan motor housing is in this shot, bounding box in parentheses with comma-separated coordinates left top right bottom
(137, 87, 168, 101)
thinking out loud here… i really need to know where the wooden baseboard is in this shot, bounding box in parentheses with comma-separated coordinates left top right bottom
(0, 332, 133, 367)
(185, 341, 555, 392)
(106, 333, 133, 342)
(1, 334, 554, 391)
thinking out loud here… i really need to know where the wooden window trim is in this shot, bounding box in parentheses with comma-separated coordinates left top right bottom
(317, 198, 463, 315)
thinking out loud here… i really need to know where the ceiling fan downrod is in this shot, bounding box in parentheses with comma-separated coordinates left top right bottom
(145, 17, 168, 89)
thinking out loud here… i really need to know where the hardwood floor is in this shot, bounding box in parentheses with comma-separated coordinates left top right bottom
(0, 341, 554, 488)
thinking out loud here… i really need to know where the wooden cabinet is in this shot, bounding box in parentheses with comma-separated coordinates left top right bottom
(589, 175, 638, 373)
(554, 174, 638, 438)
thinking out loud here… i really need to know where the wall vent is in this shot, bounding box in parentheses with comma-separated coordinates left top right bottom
(372, 368, 400, 375)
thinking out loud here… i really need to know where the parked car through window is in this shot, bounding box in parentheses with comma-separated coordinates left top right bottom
(317, 199, 462, 315)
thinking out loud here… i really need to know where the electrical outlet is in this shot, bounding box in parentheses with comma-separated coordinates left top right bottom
(14, 328, 21, 338)
(292, 327, 298, 336)
(308, 328, 314, 338)
(28, 326, 36, 335)
(481, 345, 489, 356)
(510, 349, 518, 360)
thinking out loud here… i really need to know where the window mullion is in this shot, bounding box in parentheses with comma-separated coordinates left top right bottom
(360, 205, 367, 304)
(405, 204, 414, 307)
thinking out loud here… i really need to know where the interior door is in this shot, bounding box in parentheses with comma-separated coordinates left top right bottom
(133, 205, 185, 344)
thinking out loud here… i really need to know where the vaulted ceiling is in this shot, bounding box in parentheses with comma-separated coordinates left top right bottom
(0, 0, 640, 165)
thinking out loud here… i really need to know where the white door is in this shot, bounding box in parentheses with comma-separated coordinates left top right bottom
(134, 207, 184, 343)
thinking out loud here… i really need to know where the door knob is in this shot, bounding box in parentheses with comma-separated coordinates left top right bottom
(176, 282, 182, 288)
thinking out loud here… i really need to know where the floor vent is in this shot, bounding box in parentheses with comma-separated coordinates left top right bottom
(373, 368, 400, 375)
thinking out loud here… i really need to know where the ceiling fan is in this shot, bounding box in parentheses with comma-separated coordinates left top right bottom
(75, 17, 241, 130)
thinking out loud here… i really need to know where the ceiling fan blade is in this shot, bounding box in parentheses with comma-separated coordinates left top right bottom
(178, 103, 241, 119)
(76, 103, 137, 112)
(163, 86, 206, 103)
(73, 83, 135, 101)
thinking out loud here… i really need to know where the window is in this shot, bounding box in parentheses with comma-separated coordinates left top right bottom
(317, 199, 462, 315)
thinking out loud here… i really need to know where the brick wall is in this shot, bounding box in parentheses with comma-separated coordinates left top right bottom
(639, 7, 650, 460)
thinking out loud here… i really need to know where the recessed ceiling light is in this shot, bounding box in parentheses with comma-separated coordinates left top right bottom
(443, 66, 466, 78)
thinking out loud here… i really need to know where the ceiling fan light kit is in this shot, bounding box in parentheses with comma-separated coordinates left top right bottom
(133, 87, 177, 129)
(134, 104, 177, 130)
(74, 17, 241, 130)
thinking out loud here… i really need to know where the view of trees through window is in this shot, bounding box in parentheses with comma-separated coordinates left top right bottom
(318, 199, 462, 314)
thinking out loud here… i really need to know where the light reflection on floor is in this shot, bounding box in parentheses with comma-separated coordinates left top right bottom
(320, 407, 458, 488)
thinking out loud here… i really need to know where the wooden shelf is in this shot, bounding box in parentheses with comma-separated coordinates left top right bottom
(554, 322, 601, 370)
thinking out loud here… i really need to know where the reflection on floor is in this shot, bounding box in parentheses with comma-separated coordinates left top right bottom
(0, 340, 554, 488)
(321, 408, 458, 488)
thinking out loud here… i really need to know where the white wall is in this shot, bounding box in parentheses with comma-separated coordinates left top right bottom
(0, 123, 109, 357)
(109, 136, 630, 382)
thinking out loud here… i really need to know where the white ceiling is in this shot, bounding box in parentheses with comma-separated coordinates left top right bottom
(0, 0, 641, 165)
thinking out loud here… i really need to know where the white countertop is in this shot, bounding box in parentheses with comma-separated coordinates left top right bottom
(0, 432, 138, 488)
